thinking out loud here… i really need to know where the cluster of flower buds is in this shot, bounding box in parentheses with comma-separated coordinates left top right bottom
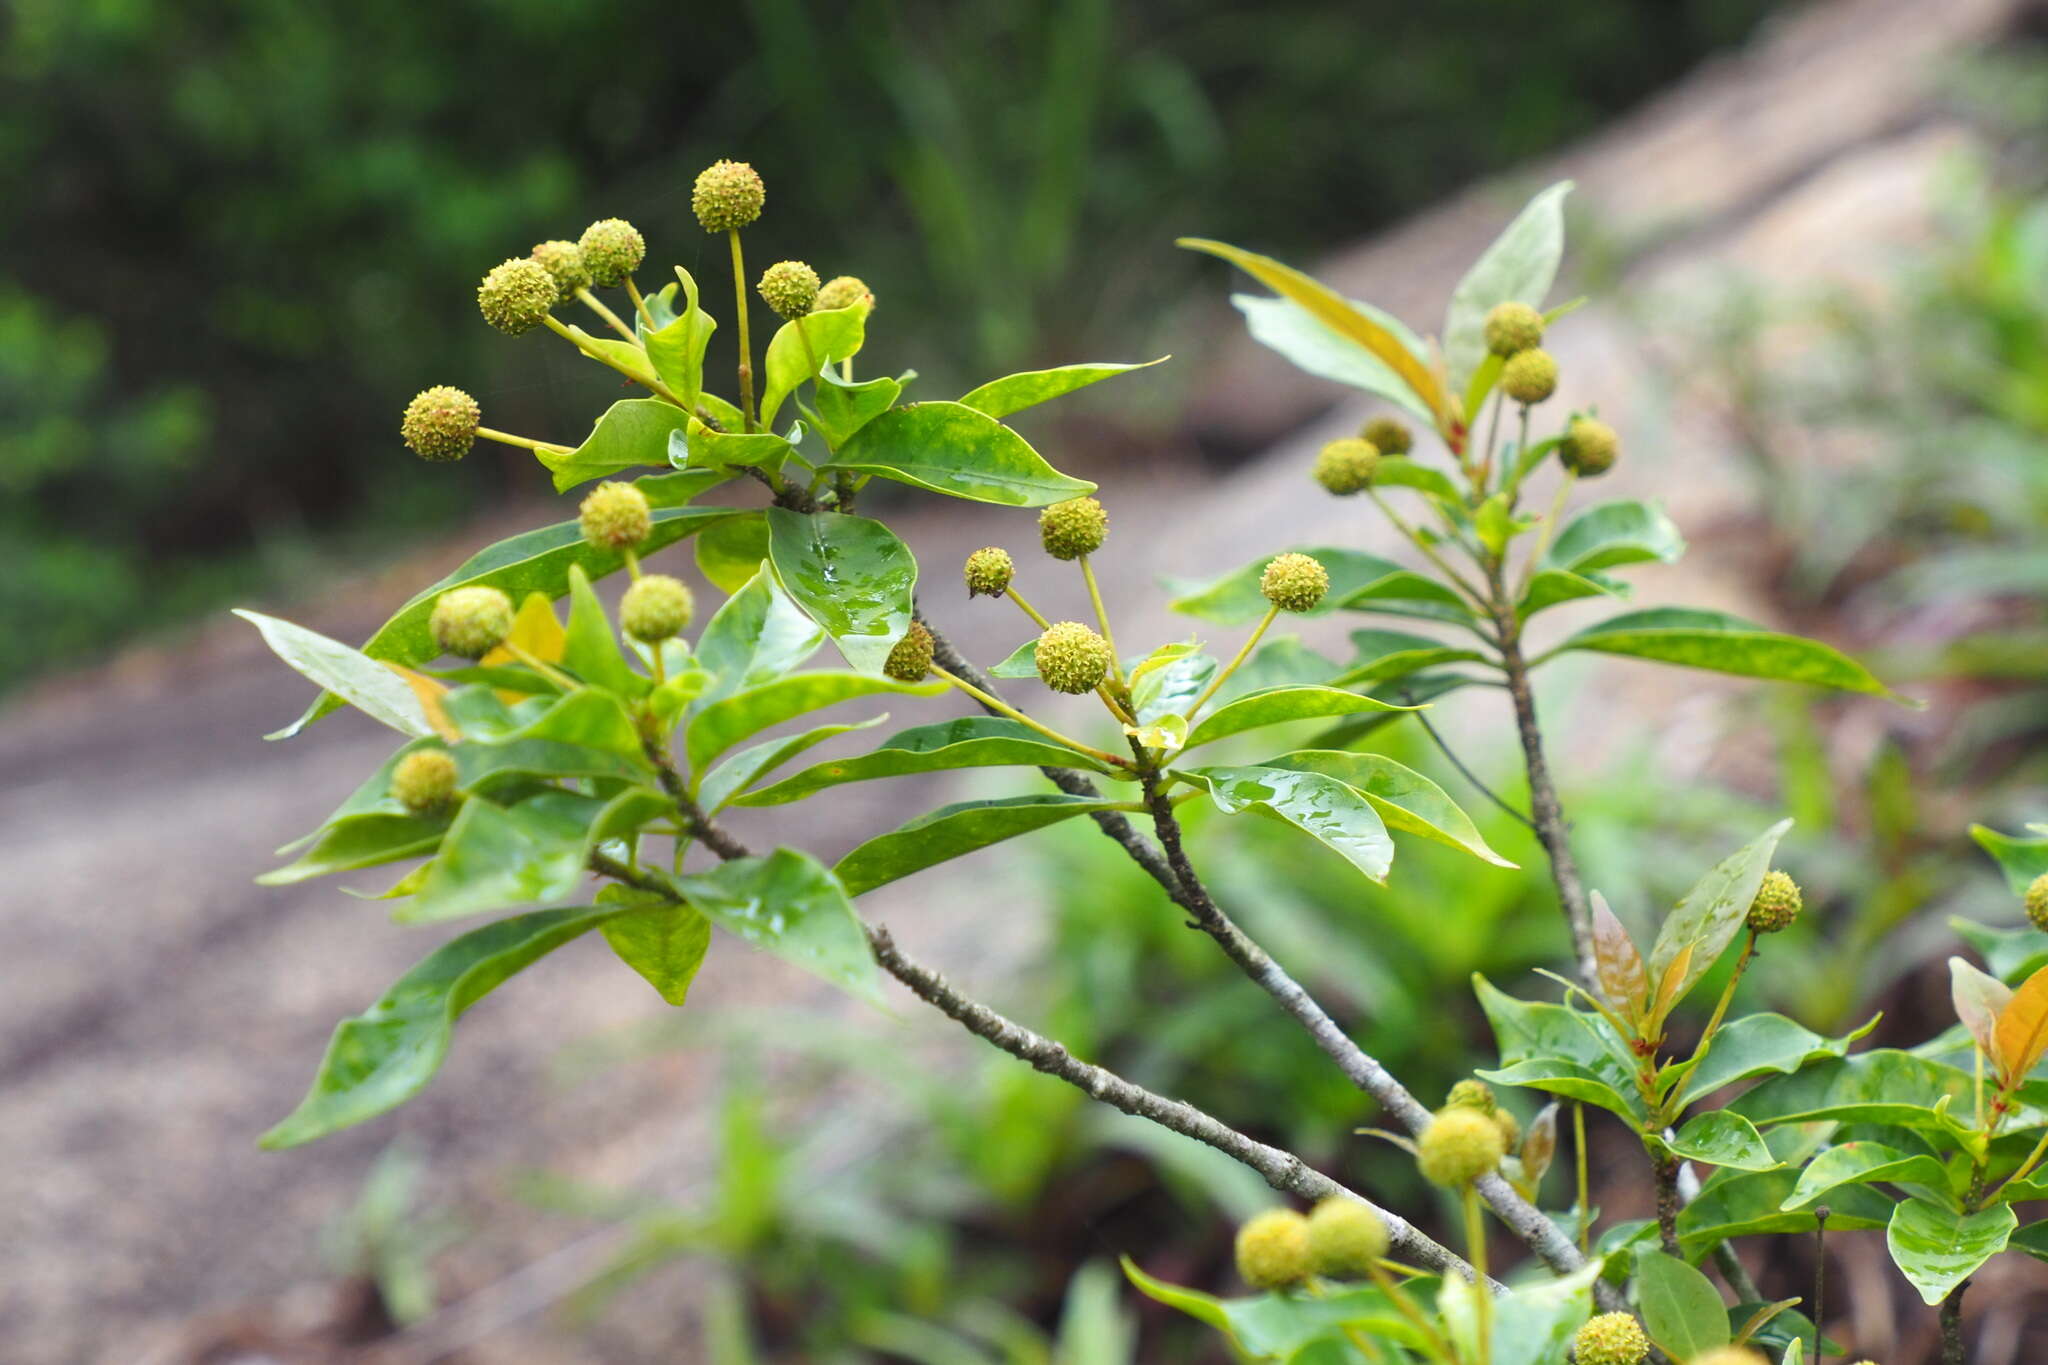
(1746, 868, 1804, 934)
(1232, 1196, 1390, 1291)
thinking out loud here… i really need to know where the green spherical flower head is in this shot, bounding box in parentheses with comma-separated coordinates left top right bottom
(579, 480, 652, 551)
(1501, 348, 1559, 405)
(964, 546, 1015, 598)
(478, 257, 558, 335)
(530, 240, 592, 305)
(1561, 416, 1620, 477)
(1305, 1198, 1389, 1278)
(1260, 552, 1329, 613)
(1445, 1079, 1497, 1113)
(1035, 621, 1112, 695)
(576, 219, 644, 288)
(1492, 1107, 1521, 1151)
(815, 275, 873, 312)
(2026, 872, 2048, 932)
(1234, 1208, 1312, 1291)
(883, 621, 935, 683)
(1571, 1311, 1650, 1365)
(1483, 300, 1545, 357)
(758, 259, 820, 319)
(693, 159, 765, 233)
(1417, 1107, 1506, 1187)
(1360, 416, 1413, 456)
(430, 585, 515, 659)
(401, 385, 481, 462)
(621, 574, 694, 643)
(1746, 869, 1803, 934)
(1039, 497, 1107, 561)
(391, 748, 460, 815)
(1314, 437, 1379, 495)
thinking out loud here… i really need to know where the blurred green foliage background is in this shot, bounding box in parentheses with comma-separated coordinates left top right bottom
(1, 0, 1782, 688)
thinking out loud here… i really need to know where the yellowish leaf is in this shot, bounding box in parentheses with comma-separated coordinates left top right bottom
(1591, 892, 1649, 1021)
(1650, 943, 1695, 1031)
(1994, 962, 2048, 1087)
(484, 592, 567, 666)
(386, 664, 460, 742)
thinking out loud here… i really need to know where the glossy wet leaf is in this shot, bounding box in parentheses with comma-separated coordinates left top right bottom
(260, 905, 619, 1148)
(765, 508, 917, 675)
(1543, 499, 1686, 575)
(277, 507, 740, 736)
(1951, 956, 2013, 1059)
(1678, 1167, 1892, 1255)
(1442, 180, 1571, 392)
(1168, 546, 1474, 628)
(1970, 822, 2048, 896)
(639, 269, 716, 411)
(1131, 651, 1217, 723)
(1330, 629, 1487, 688)
(958, 357, 1167, 418)
(740, 717, 1109, 807)
(824, 401, 1095, 506)
(1182, 684, 1408, 750)
(1646, 819, 1792, 1005)
(759, 301, 868, 431)
(1780, 1141, 1955, 1212)
(538, 398, 692, 492)
(697, 716, 888, 813)
(692, 566, 826, 707)
(1887, 1196, 2014, 1305)
(237, 610, 439, 740)
(1993, 961, 2048, 1084)
(1673, 1011, 1875, 1108)
(1731, 1050, 2048, 1130)
(1259, 750, 1514, 867)
(601, 899, 712, 1006)
(1668, 1111, 1781, 1172)
(685, 671, 944, 772)
(672, 848, 881, 1004)
(808, 371, 900, 449)
(835, 793, 1131, 897)
(1556, 608, 1908, 700)
(1590, 892, 1649, 1018)
(1473, 976, 1644, 1123)
(1180, 765, 1394, 884)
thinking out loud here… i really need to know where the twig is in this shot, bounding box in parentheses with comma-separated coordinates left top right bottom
(1408, 700, 1534, 830)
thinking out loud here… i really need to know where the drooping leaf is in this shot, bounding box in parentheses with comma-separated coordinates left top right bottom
(824, 401, 1096, 506)
(1167, 546, 1475, 628)
(835, 793, 1129, 896)
(1180, 765, 1394, 884)
(1633, 1247, 1730, 1358)
(1590, 891, 1649, 1019)
(1554, 608, 1909, 701)
(739, 716, 1110, 807)
(1543, 499, 1687, 575)
(696, 716, 889, 813)
(684, 671, 945, 772)
(765, 508, 917, 675)
(958, 358, 1168, 418)
(260, 905, 619, 1148)
(1258, 750, 1515, 867)
(671, 848, 881, 1004)
(1779, 1141, 1956, 1213)
(1442, 181, 1572, 392)
(694, 512, 773, 595)
(237, 610, 438, 740)
(692, 565, 826, 707)
(1182, 685, 1408, 750)
(1970, 823, 2048, 897)
(1646, 820, 1792, 1004)
(537, 398, 692, 493)
(1667, 1111, 1781, 1172)
(1951, 956, 2014, 1060)
(1886, 1196, 2015, 1306)
(259, 812, 446, 886)
(759, 302, 869, 431)
(601, 898, 713, 1006)
(1227, 293, 1438, 426)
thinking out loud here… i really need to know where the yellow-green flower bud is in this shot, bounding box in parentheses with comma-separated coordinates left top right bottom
(401, 386, 480, 462)
(1360, 416, 1413, 456)
(815, 275, 873, 312)
(1483, 301, 1544, 357)
(757, 260, 820, 319)
(693, 159, 765, 233)
(1445, 1079, 1497, 1113)
(964, 547, 1014, 598)
(579, 480, 652, 551)
(1260, 552, 1329, 613)
(1314, 437, 1379, 495)
(1305, 1198, 1388, 1278)
(1035, 621, 1112, 695)
(884, 621, 935, 682)
(1234, 1208, 1311, 1291)
(1747, 869, 1803, 934)
(1686, 1351, 1767, 1365)
(1571, 1311, 1650, 1365)
(430, 586, 515, 659)
(1501, 348, 1559, 405)
(1039, 496, 1107, 561)
(478, 257, 558, 335)
(1417, 1107, 1506, 1187)
(2026, 872, 2048, 932)
(530, 240, 591, 305)
(1561, 416, 1620, 477)
(391, 748, 460, 815)
(621, 574, 694, 643)
(577, 219, 645, 288)
(1493, 1107, 1521, 1151)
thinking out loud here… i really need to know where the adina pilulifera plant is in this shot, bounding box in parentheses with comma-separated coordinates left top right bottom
(241, 171, 1968, 1363)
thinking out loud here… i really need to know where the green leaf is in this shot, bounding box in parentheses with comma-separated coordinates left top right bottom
(1442, 1259, 1603, 1365)
(667, 849, 880, 1003)
(1371, 456, 1464, 505)
(1182, 684, 1408, 750)
(693, 566, 826, 706)
(1131, 650, 1217, 722)
(1472, 975, 1644, 1124)
(561, 564, 639, 696)
(824, 401, 1096, 507)
(1780, 1142, 1956, 1212)
(958, 358, 1168, 418)
(696, 716, 888, 813)
(739, 716, 1108, 807)
(1330, 629, 1487, 688)
(640, 269, 715, 411)
(601, 898, 712, 1006)
(1119, 1257, 1434, 1356)
(1555, 608, 1908, 701)
(694, 512, 773, 595)
(1229, 294, 1439, 427)
(1519, 567, 1627, 620)
(1731, 1050, 2048, 1130)
(1667, 1111, 1782, 1172)
(685, 671, 944, 772)
(236, 610, 437, 740)
(401, 788, 669, 924)
(1950, 915, 2048, 984)
(759, 302, 868, 431)
(987, 637, 1042, 680)
(634, 467, 734, 508)
(561, 321, 661, 388)
(809, 371, 900, 449)
(276, 507, 741, 736)
(677, 416, 793, 474)
(765, 508, 917, 675)
(1970, 823, 2048, 897)
(1179, 765, 1394, 884)
(1678, 1167, 1892, 1255)
(1543, 500, 1686, 575)
(836, 793, 1131, 896)
(1675, 1012, 1876, 1108)
(538, 398, 691, 493)
(1442, 181, 1572, 392)
(1474, 492, 1519, 556)
(259, 812, 445, 886)
(459, 686, 645, 762)
(1887, 1196, 2015, 1305)
(1259, 750, 1514, 867)
(1634, 1247, 1730, 1358)
(260, 905, 618, 1147)
(1168, 546, 1474, 628)
(1646, 819, 1793, 1005)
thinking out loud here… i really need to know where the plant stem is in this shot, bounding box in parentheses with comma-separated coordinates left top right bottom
(1005, 587, 1053, 631)
(1811, 1206, 1830, 1361)
(1368, 489, 1490, 609)
(1366, 1263, 1461, 1364)
(1463, 1183, 1492, 1362)
(541, 314, 687, 407)
(931, 665, 1127, 769)
(574, 287, 638, 342)
(1940, 1282, 1969, 1365)
(1187, 604, 1277, 719)
(1514, 472, 1578, 600)
(1653, 1151, 1683, 1257)
(1575, 1102, 1591, 1256)
(505, 643, 578, 693)
(1078, 556, 1124, 684)
(1410, 700, 1534, 830)
(728, 229, 756, 431)
(623, 277, 655, 331)
(475, 427, 571, 455)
